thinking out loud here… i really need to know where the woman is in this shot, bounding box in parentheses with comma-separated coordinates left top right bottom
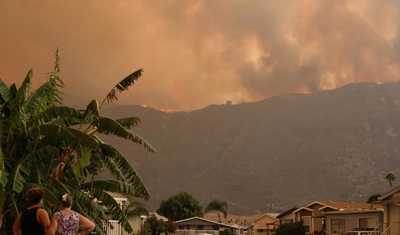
(50, 193, 95, 235)
(13, 187, 51, 235)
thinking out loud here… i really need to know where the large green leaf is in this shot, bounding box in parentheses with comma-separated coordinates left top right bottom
(0, 80, 12, 103)
(24, 81, 55, 114)
(91, 189, 133, 233)
(46, 47, 64, 106)
(15, 70, 33, 107)
(36, 106, 83, 126)
(73, 148, 91, 181)
(92, 117, 156, 153)
(101, 69, 143, 107)
(30, 125, 99, 149)
(97, 143, 150, 200)
(10, 146, 60, 192)
(116, 117, 141, 129)
(30, 124, 74, 144)
(81, 180, 144, 198)
(0, 145, 7, 187)
(82, 100, 101, 122)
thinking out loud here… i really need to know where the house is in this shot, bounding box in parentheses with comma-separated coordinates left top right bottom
(376, 185, 400, 234)
(323, 208, 383, 235)
(175, 216, 240, 235)
(247, 213, 279, 235)
(292, 200, 381, 235)
(276, 207, 297, 225)
(104, 191, 146, 235)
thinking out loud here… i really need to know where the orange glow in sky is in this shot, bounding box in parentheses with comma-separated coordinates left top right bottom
(1, 1, 399, 111)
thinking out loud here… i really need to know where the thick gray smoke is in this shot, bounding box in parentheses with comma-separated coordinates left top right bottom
(0, 1, 399, 111)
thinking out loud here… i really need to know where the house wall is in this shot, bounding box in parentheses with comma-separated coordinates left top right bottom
(122, 216, 143, 235)
(384, 204, 400, 235)
(325, 212, 382, 235)
(296, 210, 312, 234)
(278, 213, 295, 224)
(252, 216, 278, 235)
(309, 204, 325, 233)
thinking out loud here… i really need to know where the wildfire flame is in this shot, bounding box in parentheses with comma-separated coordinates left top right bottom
(141, 104, 174, 113)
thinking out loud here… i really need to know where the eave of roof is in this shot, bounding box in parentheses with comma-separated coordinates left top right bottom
(250, 213, 279, 222)
(378, 185, 400, 201)
(293, 207, 313, 214)
(175, 217, 238, 229)
(277, 207, 298, 218)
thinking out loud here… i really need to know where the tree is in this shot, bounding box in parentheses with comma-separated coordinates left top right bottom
(143, 214, 176, 235)
(367, 194, 381, 203)
(0, 50, 156, 234)
(156, 191, 203, 221)
(274, 221, 305, 235)
(205, 199, 228, 223)
(385, 173, 396, 188)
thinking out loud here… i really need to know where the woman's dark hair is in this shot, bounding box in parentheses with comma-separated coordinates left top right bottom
(60, 193, 73, 207)
(26, 187, 44, 205)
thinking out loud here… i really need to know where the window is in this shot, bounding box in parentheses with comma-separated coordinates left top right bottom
(302, 216, 311, 233)
(359, 217, 376, 230)
(331, 219, 345, 234)
(280, 219, 293, 224)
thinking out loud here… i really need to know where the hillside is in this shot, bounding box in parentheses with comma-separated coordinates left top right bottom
(99, 82, 400, 215)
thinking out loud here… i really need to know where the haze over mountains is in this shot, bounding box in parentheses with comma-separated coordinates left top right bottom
(99, 82, 400, 215)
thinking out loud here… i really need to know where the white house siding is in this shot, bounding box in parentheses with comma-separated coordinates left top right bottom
(324, 211, 382, 235)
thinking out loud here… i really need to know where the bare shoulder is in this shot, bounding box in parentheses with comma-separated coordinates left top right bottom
(37, 208, 49, 216)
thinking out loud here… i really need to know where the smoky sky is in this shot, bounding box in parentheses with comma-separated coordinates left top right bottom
(1, 0, 400, 111)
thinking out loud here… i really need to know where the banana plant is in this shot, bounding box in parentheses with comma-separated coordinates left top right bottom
(0, 50, 156, 234)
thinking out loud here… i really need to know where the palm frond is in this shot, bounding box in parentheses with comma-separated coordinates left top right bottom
(81, 180, 145, 198)
(91, 189, 133, 233)
(82, 100, 101, 122)
(9, 146, 60, 192)
(30, 125, 99, 149)
(15, 70, 33, 106)
(66, 128, 99, 149)
(122, 200, 149, 217)
(24, 81, 56, 114)
(0, 79, 12, 103)
(36, 106, 83, 126)
(47, 48, 64, 105)
(0, 146, 8, 188)
(101, 69, 143, 107)
(97, 143, 150, 200)
(116, 117, 141, 129)
(30, 124, 74, 145)
(73, 147, 91, 181)
(92, 117, 156, 153)
(7, 190, 20, 218)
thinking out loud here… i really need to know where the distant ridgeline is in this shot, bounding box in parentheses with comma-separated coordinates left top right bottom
(99, 82, 400, 215)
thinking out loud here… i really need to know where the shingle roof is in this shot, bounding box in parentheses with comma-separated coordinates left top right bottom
(250, 213, 279, 222)
(293, 200, 382, 214)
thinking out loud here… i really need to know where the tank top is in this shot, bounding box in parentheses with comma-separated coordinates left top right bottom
(55, 210, 80, 235)
(21, 207, 45, 235)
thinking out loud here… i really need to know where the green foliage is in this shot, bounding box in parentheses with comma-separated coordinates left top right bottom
(367, 194, 381, 203)
(0, 50, 156, 235)
(275, 221, 305, 235)
(205, 199, 228, 222)
(144, 214, 176, 235)
(385, 173, 396, 188)
(156, 191, 203, 221)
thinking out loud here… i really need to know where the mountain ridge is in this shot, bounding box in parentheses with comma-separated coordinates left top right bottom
(99, 82, 400, 215)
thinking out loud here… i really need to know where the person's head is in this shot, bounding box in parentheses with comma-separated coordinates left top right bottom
(26, 187, 45, 205)
(60, 193, 73, 208)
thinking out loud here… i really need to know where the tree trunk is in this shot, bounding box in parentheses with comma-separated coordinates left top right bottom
(50, 145, 75, 180)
